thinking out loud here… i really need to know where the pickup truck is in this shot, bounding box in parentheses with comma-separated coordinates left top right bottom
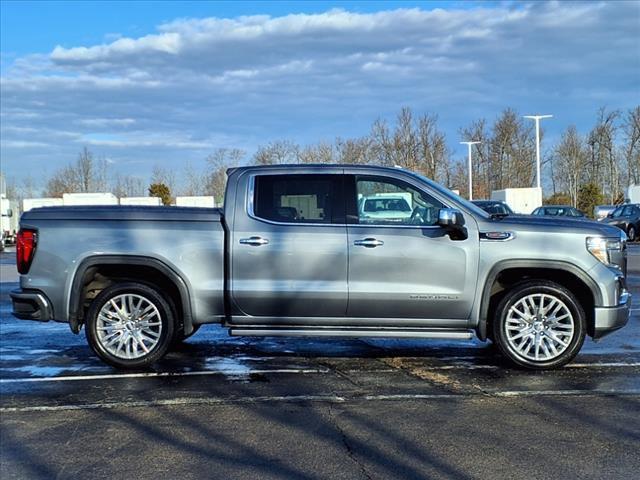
(11, 165, 630, 370)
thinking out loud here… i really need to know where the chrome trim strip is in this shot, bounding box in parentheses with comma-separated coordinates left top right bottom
(230, 328, 473, 339)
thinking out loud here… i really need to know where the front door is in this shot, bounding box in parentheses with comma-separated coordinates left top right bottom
(230, 171, 348, 320)
(345, 173, 478, 324)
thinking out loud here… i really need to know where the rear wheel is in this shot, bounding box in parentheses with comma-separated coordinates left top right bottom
(493, 281, 586, 370)
(85, 282, 174, 369)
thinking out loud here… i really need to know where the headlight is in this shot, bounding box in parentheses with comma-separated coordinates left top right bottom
(586, 235, 624, 267)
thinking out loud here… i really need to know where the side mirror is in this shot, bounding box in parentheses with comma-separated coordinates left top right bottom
(438, 208, 467, 240)
(606, 212, 613, 218)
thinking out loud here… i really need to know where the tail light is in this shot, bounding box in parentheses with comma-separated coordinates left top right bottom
(16, 229, 37, 274)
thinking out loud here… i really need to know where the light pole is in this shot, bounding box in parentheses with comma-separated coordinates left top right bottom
(523, 114, 553, 189)
(460, 141, 481, 200)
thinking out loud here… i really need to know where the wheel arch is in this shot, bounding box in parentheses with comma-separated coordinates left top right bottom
(478, 260, 601, 341)
(68, 255, 193, 335)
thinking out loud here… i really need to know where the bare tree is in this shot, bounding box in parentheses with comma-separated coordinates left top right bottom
(623, 106, 640, 186)
(335, 137, 373, 164)
(458, 118, 490, 198)
(253, 140, 299, 164)
(489, 109, 536, 191)
(298, 142, 336, 164)
(417, 113, 450, 184)
(587, 107, 621, 202)
(182, 161, 204, 196)
(204, 148, 245, 203)
(112, 174, 145, 198)
(150, 165, 177, 194)
(553, 126, 588, 207)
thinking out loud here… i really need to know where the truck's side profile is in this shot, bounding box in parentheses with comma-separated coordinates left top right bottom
(11, 165, 630, 370)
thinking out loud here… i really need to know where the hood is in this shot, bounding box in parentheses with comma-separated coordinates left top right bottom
(486, 214, 623, 237)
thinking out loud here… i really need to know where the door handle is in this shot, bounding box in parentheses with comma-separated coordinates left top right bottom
(354, 238, 384, 248)
(239, 236, 269, 246)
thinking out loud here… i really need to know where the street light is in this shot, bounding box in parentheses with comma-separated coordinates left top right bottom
(460, 141, 481, 200)
(523, 114, 553, 189)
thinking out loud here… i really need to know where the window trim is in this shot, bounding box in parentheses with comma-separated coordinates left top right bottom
(345, 173, 449, 230)
(247, 173, 344, 227)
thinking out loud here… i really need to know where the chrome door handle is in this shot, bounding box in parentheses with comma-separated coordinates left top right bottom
(354, 238, 384, 248)
(239, 236, 269, 246)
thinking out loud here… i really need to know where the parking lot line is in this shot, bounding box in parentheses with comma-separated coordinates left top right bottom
(1, 361, 638, 384)
(2, 389, 640, 413)
(0, 367, 330, 384)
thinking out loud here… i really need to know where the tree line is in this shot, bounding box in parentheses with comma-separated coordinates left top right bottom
(6, 105, 639, 213)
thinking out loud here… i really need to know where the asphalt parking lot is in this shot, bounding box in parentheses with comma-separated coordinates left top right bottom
(1, 245, 639, 479)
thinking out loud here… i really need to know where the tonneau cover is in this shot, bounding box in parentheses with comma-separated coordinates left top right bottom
(21, 205, 222, 222)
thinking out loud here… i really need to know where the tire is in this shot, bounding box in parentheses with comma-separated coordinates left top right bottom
(627, 225, 636, 242)
(85, 282, 175, 369)
(492, 280, 586, 370)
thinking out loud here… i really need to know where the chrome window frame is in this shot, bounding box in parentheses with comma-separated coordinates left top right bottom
(245, 170, 454, 230)
(246, 173, 339, 227)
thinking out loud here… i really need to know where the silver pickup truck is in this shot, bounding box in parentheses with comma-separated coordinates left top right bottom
(11, 165, 630, 370)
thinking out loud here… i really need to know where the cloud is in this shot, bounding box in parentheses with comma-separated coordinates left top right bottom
(1, 1, 639, 184)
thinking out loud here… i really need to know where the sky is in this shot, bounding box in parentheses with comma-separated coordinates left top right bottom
(1, 0, 639, 190)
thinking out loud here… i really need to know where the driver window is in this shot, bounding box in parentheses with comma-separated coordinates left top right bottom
(355, 175, 444, 226)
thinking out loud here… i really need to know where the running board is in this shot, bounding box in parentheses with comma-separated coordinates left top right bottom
(229, 327, 474, 339)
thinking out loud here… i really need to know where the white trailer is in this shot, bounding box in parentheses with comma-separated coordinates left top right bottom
(22, 198, 64, 212)
(1, 195, 19, 245)
(62, 193, 118, 206)
(628, 185, 640, 204)
(491, 187, 542, 214)
(175, 196, 216, 208)
(120, 197, 162, 206)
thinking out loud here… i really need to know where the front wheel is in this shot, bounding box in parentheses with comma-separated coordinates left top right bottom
(493, 281, 586, 370)
(85, 282, 175, 369)
(627, 225, 636, 242)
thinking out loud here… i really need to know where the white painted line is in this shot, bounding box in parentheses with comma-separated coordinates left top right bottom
(3, 389, 640, 413)
(493, 389, 640, 397)
(0, 395, 347, 413)
(2, 361, 639, 384)
(345, 362, 640, 372)
(362, 394, 460, 400)
(0, 368, 329, 384)
(567, 362, 640, 368)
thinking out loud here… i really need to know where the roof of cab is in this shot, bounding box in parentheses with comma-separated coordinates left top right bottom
(226, 164, 405, 176)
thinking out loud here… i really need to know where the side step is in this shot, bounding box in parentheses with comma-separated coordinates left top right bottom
(229, 327, 474, 339)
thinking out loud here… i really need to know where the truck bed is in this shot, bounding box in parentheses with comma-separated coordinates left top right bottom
(19, 205, 226, 328)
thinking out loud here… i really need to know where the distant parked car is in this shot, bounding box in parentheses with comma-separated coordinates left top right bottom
(532, 205, 586, 218)
(601, 204, 640, 241)
(594, 205, 618, 221)
(358, 194, 413, 222)
(471, 200, 514, 216)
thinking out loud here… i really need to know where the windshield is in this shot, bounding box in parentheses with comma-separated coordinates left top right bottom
(407, 171, 491, 219)
(363, 198, 411, 213)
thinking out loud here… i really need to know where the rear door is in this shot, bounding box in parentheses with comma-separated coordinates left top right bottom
(230, 170, 348, 320)
(345, 173, 479, 324)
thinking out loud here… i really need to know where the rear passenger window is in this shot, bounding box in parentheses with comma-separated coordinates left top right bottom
(253, 175, 336, 224)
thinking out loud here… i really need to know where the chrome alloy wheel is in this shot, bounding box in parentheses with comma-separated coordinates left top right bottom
(96, 294, 163, 359)
(504, 293, 575, 362)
